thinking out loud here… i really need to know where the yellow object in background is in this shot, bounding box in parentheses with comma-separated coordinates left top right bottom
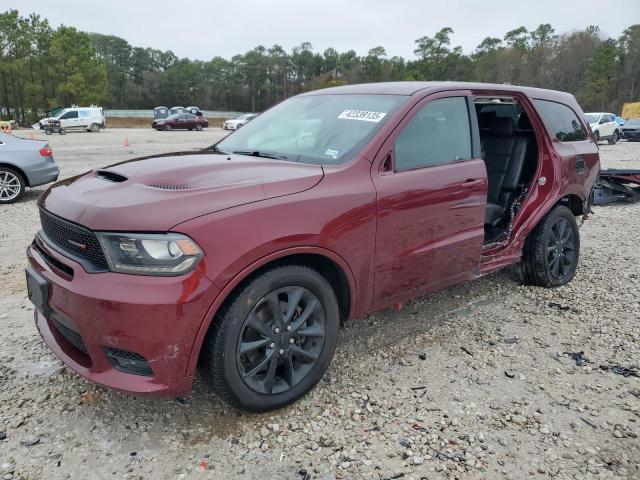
(621, 102, 640, 119)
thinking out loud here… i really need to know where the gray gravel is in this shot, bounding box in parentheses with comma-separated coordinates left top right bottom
(0, 129, 638, 480)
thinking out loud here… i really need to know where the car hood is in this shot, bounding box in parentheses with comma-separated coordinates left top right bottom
(39, 152, 324, 231)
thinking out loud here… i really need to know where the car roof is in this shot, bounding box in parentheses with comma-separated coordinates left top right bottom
(299, 81, 577, 102)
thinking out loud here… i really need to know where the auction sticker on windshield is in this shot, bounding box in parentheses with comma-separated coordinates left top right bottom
(338, 110, 387, 122)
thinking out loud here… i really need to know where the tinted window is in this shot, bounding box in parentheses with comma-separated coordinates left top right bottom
(79, 110, 90, 118)
(60, 110, 78, 119)
(533, 100, 587, 142)
(394, 97, 471, 171)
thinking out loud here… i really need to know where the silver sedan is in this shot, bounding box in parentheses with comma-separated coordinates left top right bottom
(0, 132, 59, 204)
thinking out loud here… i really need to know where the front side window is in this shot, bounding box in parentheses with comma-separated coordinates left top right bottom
(216, 94, 406, 165)
(534, 100, 587, 142)
(394, 97, 472, 171)
(59, 110, 78, 120)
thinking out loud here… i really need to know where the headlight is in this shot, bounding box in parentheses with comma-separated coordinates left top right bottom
(97, 232, 203, 276)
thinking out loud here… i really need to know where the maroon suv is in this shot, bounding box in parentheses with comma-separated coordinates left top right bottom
(26, 82, 599, 411)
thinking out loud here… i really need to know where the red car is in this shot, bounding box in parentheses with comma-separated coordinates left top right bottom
(152, 113, 208, 131)
(26, 82, 599, 411)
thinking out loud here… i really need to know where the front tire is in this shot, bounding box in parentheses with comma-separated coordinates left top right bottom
(196, 124, 203, 131)
(200, 265, 340, 412)
(0, 167, 26, 204)
(520, 205, 580, 288)
(164, 124, 172, 131)
(89, 123, 99, 133)
(608, 131, 618, 145)
(594, 131, 600, 143)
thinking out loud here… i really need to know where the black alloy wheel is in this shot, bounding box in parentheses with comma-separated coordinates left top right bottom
(546, 217, 577, 282)
(521, 205, 580, 288)
(200, 265, 340, 411)
(236, 286, 326, 395)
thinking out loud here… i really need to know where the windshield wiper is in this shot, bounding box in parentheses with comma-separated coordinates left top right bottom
(232, 150, 288, 160)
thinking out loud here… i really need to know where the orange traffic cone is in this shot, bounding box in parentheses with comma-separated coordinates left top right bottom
(123, 137, 129, 147)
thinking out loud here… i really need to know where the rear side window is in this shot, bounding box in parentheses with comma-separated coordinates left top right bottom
(395, 97, 472, 171)
(533, 99, 587, 142)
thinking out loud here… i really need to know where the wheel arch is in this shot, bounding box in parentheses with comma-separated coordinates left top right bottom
(557, 193, 585, 216)
(0, 162, 29, 186)
(186, 246, 356, 376)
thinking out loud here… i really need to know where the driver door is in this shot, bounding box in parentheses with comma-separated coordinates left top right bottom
(371, 91, 487, 309)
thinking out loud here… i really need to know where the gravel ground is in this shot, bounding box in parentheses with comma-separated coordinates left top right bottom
(0, 129, 638, 480)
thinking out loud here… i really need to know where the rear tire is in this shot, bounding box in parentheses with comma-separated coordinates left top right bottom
(200, 265, 340, 412)
(608, 131, 618, 145)
(520, 205, 580, 288)
(0, 167, 26, 204)
(59, 128, 66, 135)
(594, 131, 600, 143)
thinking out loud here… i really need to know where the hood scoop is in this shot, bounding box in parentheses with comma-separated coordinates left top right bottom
(147, 183, 193, 190)
(96, 169, 128, 183)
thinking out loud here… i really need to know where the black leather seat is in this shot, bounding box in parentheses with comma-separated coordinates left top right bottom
(482, 117, 528, 227)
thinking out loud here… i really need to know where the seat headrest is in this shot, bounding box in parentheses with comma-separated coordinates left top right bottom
(517, 113, 533, 131)
(490, 117, 514, 136)
(478, 111, 497, 130)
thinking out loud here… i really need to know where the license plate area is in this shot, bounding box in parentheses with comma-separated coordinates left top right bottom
(26, 267, 51, 317)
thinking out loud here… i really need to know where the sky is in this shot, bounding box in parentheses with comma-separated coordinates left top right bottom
(14, 0, 640, 60)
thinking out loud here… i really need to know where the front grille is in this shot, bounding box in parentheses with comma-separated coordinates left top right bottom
(51, 317, 88, 354)
(39, 209, 108, 270)
(105, 348, 153, 376)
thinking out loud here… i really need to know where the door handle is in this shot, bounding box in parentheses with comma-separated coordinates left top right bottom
(461, 178, 484, 188)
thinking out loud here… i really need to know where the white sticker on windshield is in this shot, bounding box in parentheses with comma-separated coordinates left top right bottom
(338, 110, 387, 122)
(324, 148, 340, 159)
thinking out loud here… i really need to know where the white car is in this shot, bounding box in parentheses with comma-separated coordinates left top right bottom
(38, 106, 106, 133)
(223, 113, 258, 130)
(585, 112, 621, 144)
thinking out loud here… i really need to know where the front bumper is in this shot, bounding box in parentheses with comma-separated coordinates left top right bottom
(26, 236, 219, 396)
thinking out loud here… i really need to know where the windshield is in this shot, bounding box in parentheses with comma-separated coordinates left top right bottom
(216, 94, 406, 165)
(584, 113, 600, 124)
(625, 118, 640, 127)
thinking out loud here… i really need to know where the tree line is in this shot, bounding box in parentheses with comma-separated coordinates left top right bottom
(1, 9, 638, 121)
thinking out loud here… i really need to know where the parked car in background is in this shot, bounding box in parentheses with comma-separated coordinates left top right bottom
(0, 132, 58, 204)
(37, 106, 106, 133)
(27, 82, 598, 411)
(585, 112, 621, 144)
(152, 113, 208, 131)
(621, 118, 640, 141)
(223, 113, 258, 130)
